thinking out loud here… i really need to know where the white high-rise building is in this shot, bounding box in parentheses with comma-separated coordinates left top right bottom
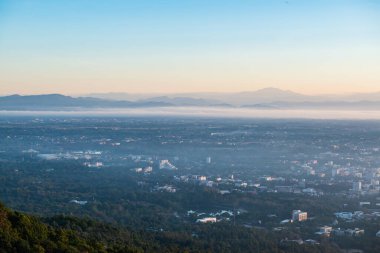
(353, 181, 362, 192)
(332, 168, 340, 177)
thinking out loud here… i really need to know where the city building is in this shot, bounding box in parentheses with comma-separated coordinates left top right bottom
(144, 166, 153, 173)
(159, 160, 177, 170)
(353, 181, 362, 192)
(198, 176, 207, 181)
(319, 226, 332, 234)
(196, 217, 217, 223)
(292, 210, 308, 222)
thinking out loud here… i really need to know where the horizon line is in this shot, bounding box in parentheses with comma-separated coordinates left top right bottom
(2, 87, 380, 97)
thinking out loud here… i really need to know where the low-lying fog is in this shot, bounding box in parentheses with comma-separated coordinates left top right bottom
(1, 107, 380, 120)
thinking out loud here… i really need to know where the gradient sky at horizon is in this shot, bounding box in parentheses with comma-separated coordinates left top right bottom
(0, 0, 379, 95)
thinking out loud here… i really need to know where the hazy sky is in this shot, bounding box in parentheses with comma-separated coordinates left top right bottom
(0, 0, 379, 95)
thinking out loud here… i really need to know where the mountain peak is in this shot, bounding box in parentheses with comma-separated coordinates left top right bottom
(252, 87, 301, 95)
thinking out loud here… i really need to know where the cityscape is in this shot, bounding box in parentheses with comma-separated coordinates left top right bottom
(1, 116, 380, 252)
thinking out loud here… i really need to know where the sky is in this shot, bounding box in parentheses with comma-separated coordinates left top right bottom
(0, 0, 379, 95)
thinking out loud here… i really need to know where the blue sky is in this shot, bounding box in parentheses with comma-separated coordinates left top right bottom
(0, 0, 379, 95)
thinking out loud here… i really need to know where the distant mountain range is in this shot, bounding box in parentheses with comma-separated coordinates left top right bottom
(87, 88, 312, 105)
(2, 88, 380, 110)
(87, 87, 380, 105)
(0, 94, 172, 110)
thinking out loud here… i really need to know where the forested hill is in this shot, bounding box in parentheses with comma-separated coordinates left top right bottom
(0, 202, 342, 253)
(0, 202, 108, 252)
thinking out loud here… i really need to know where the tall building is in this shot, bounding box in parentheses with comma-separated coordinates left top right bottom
(332, 168, 340, 177)
(206, 156, 212, 164)
(292, 210, 308, 222)
(353, 181, 362, 192)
